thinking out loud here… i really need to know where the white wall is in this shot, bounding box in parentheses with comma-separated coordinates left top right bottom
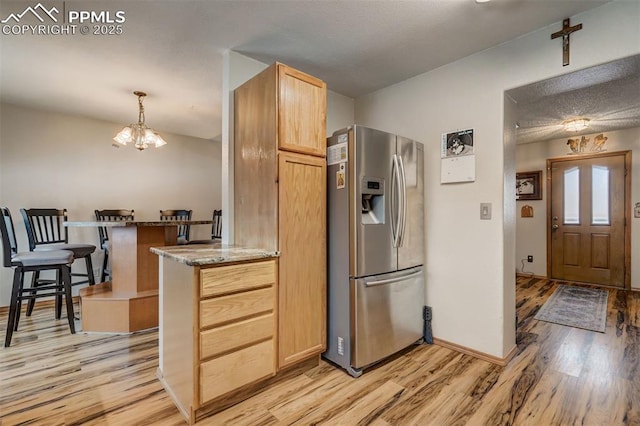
(515, 141, 549, 276)
(516, 127, 640, 288)
(502, 94, 518, 356)
(0, 103, 221, 306)
(354, 1, 640, 358)
(327, 91, 355, 137)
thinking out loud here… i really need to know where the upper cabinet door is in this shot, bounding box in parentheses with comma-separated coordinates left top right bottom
(278, 64, 327, 157)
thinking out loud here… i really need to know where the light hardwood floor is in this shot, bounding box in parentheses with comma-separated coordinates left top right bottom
(1, 276, 639, 425)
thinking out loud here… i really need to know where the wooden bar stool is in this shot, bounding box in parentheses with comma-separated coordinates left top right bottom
(188, 209, 222, 244)
(94, 209, 134, 282)
(159, 209, 192, 244)
(20, 208, 96, 315)
(1, 207, 76, 347)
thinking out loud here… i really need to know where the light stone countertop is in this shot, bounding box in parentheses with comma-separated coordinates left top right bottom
(150, 242, 278, 266)
(65, 220, 212, 227)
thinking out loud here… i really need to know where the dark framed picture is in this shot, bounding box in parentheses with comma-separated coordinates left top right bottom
(516, 171, 542, 200)
(441, 129, 474, 158)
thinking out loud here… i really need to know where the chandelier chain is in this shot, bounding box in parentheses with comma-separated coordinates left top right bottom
(137, 93, 146, 125)
(112, 90, 167, 150)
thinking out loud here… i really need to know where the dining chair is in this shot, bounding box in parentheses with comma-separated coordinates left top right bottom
(188, 209, 222, 244)
(20, 208, 96, 316)
(211, 209, 222, 240)
(159, 209, 192, 244)
(94, 209, 134, 282)
(1, 207, 76, 347)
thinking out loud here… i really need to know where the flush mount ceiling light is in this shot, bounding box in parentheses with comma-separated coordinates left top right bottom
(113, 91, 167, 151)
(475, 0, 491, 3)
(563, 118, 590, 132)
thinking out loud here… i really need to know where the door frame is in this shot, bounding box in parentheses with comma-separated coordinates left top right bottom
(546, 150, 632, 289)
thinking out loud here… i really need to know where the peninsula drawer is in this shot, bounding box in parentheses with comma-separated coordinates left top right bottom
(200, 313, 274, 360)
(200, 339, 275, 404)
(200, 287, 274, 329)
(200, 260, 276, 297)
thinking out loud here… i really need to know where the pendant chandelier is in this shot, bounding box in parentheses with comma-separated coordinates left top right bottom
(113, 91, 167, 151)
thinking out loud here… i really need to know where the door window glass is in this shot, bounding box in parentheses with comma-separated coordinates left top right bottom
(564, 167, 580, 224)
(592, 165, 610, 225)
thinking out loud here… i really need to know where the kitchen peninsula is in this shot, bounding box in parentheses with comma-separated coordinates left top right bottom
(66, 219, 212, 333)
(151, 243, 279, 424)
(153, 61, 328, 424)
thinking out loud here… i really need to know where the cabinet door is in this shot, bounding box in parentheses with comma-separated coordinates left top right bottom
(278, 152, 327, 368)
(278, 64, 326, 157)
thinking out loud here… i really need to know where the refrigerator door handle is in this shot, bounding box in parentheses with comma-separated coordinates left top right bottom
(364, 270, 423, 287)
(390, 154, 397, 245)
(398, 154, 407, 247)
(391, 154, 402, 248)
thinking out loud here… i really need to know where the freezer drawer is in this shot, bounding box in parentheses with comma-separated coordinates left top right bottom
(352, 267, 424, 368)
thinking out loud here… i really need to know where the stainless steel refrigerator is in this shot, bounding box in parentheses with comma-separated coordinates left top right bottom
(324, 125, 425, 377)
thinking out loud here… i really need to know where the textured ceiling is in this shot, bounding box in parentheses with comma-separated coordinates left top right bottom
(510, 54, 640, 144)
(0, 0, 612, 140)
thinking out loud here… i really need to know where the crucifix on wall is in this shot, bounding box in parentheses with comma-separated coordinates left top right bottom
(551, 18, 583, 66)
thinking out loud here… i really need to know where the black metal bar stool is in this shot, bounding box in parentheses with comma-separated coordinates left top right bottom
(1, 207, 76, 347)
(20, 208, 96, 315)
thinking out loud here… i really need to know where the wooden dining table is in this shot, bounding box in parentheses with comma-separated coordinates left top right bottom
(65, 220, 212, 333)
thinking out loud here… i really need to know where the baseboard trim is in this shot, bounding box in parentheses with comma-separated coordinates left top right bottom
(434, 338, 517, 367)
(516, 273, 548, 280)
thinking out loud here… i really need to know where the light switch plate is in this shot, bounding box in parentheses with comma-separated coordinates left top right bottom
(480, 203, 492, 220)
(635, 202, 640, 218)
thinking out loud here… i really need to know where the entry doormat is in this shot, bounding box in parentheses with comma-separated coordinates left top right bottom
(534, 284, 608, 333)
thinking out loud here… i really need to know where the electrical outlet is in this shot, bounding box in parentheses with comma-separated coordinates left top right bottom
(527, 255, 533, 263)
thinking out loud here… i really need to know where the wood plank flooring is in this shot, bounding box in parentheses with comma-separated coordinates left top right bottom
(1, 277, 640, 425)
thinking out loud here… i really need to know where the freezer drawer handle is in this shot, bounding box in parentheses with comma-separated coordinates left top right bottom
(364, 270, 422, 287)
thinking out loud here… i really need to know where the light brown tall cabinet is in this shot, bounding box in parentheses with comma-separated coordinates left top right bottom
(234, 62, 327, 369)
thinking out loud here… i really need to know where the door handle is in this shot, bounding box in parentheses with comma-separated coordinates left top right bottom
(391, 154, 402, 248)
(397, 155, 407, 247)
(552, 224, 559, 230)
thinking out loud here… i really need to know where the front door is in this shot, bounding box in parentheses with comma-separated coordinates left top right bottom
(548, 151, 629, 288)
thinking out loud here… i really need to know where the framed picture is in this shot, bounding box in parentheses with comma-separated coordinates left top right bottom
(441, 129, 474, 158)
(516, 170, 542, 200)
